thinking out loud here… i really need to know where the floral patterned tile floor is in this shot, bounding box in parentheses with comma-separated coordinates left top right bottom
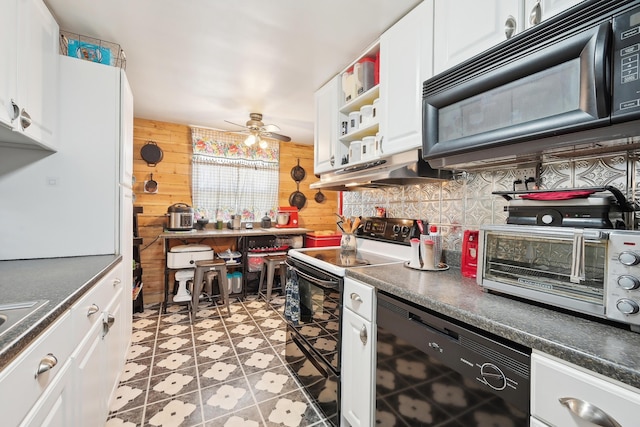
(105, 296, 330, 427)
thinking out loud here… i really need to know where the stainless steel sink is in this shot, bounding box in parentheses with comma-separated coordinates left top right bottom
(0, 301, 49, 339)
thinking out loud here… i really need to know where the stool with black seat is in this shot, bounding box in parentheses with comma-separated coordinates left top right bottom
(191, 258, 230, 320)
(257, 254, 287, 305)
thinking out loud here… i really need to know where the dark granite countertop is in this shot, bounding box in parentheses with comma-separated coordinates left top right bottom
(347, 263, 640, 390)
(0, 255, 121, 370)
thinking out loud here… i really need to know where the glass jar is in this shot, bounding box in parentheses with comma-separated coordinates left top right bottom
(340, 233, 357, 253)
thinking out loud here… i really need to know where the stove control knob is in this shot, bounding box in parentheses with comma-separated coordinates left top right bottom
(618, 275, 640, 290)
(480, 363, 506, 390)
(619, 251, 640, 266)
(616, 298, 640, 315)
(401, 225, 410, 235)
(541, 214, 554, 224)
(392, 225, 400, 234)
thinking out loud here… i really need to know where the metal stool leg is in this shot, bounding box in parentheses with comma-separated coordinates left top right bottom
(217, 266, 230, 317)
(192, 267, 205, 319)
(266, 261, 276, 305)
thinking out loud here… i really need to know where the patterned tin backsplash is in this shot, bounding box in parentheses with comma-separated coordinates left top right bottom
(342, 153, 638, 252)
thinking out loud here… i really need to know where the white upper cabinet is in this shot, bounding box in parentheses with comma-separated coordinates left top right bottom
(433, 0, 524, 75)
(379, 0, 433, 156)
(314, 75, 339, 175)
(0, 0, 18, 130)
(12, 0, 59, 150)
(524, 0, 584, 29)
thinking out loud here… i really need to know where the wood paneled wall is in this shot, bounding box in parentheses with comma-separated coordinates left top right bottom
(133, 118, 339, 303)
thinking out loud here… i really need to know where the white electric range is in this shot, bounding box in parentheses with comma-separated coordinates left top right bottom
(284, 217, 422, 426)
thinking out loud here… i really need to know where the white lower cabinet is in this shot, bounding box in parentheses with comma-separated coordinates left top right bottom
(531, 351, 640, 426)
(341, 278, 376, 427)
(0, 261, 128, 426)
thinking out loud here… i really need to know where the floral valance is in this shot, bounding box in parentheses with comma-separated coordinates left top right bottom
(191, 126, 279, 164)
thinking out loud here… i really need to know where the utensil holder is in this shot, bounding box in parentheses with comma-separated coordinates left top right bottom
(340, 233, 357, 253)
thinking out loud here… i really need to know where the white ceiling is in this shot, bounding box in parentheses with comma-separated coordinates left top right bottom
(44, 0, 422, 145)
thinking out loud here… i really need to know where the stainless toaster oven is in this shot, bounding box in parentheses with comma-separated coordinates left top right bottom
(478, 225, 640, 332)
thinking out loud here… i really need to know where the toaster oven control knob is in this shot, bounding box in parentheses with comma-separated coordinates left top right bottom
(618, 275, 640, 290)
(618, 251, 640, 266)
(392, 225, 400, 234)
(480, 363, 506, 390)
(401, 225, 410, 235)
(616, 298, 640, 315)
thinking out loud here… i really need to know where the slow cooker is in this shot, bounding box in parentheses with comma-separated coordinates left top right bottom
(167, 203, 194, 231)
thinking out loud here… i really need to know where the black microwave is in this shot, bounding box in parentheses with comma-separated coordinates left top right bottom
(422, 0, 640, 169)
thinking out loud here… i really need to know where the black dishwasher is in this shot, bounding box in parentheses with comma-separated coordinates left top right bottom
(376, 292, 531, 426)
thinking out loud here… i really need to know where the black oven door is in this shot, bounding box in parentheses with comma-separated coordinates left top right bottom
(423, 21, 611, 168)
(285, 257, 342, 425)
(285, 258, 342, 372)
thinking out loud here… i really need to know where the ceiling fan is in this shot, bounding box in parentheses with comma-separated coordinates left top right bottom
(225, 113, 291, 147)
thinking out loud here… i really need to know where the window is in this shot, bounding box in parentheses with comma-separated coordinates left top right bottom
(191, 127, 279, 222)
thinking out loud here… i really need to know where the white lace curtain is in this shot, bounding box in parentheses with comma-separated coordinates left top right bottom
(191, 127, 279, 222)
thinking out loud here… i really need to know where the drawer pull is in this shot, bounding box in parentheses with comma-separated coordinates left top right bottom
(35, 353, 58, 378)
(559, 397, 622, 427)
(87, 304, 100, 317)
(350, 293, 362, 303)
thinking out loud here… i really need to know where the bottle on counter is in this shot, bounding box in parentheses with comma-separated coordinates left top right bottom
(429, 225, 442, 268)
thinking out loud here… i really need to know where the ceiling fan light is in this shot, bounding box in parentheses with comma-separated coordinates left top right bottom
(244, 134, 257, 146)
(259, 138, 268, 149)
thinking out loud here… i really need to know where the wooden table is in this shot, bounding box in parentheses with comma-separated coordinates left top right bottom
(159, 227, 309, 312)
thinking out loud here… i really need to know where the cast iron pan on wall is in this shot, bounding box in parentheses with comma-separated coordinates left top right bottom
(140, 141, 163, 166)
(289, 158, 307, 210)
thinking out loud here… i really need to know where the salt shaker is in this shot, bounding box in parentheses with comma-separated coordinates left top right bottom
(409, 238, 421, 268)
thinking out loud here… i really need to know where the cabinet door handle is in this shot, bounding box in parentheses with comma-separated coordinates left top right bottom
(113, 278, 121, 287)
(20, 109, 32, 130)
(87, 304, 100, 317)
(330, 155, 335, 167)
(504, 16, 517, 39)
(529, 0, 542, 26)
(102, 313, 116, 337)
(35, 353, 58, 378)
(359, 324, 367, 345)
(10, 100, 19, 121)
(350, 292, 362, 303)
(558, 397, 622, 427)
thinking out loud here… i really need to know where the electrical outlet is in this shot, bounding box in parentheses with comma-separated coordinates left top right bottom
(514, 163, 540, 182)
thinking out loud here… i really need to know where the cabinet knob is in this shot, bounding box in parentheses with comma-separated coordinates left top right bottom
(87, 303, 100, 317)
(35, 353, 58, 378)
(558, 397, 622, 427)
(359, 324, 367, 345)
(504, 16, 517, 39)
(529, 0, 542, 26)
(20, 109, 32, 130)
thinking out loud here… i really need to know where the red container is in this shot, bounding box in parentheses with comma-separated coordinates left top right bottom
(306, 232, 342, 247)
(461, 230, 479, 278)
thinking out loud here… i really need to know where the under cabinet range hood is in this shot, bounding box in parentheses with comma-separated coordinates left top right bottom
(422, 0, 640, 170)
(310, 150, 451, 191)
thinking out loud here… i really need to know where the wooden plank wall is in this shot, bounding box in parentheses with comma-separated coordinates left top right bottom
(133, 118, 339, 303)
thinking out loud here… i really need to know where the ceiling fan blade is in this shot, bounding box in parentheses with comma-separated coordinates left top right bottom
(263, 132, 291, 142)
(224, 120, 249, 129)
(262, 124, 281, 133)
